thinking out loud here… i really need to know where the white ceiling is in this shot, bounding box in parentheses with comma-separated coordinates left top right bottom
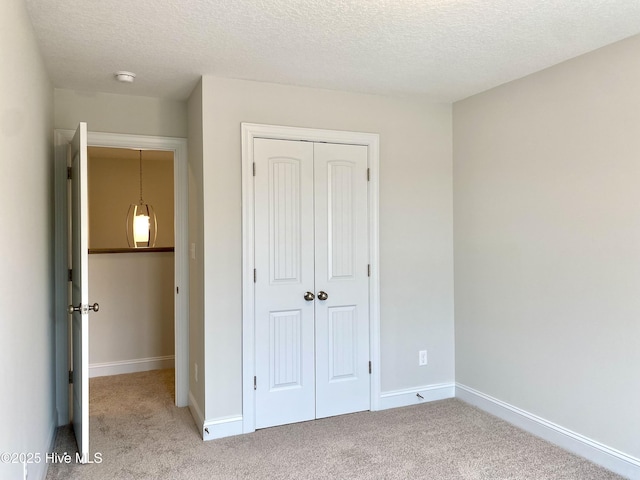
(24, 0, 640, 102)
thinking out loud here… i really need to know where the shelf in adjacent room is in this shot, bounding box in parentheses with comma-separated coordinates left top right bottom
(88, 247, 175, 254)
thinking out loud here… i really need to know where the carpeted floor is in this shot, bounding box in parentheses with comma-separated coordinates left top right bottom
(46, 369, 622, 479)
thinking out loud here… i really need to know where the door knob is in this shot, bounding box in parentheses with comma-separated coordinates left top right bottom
(304, 292, 315, 301)
(317, 291, 328, 301)
(68, 303, 100, 314)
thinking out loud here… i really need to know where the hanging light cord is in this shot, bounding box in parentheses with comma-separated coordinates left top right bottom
(139, 150, 144, 205)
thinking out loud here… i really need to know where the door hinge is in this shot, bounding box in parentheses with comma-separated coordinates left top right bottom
(368, 361, 372, 374)
(68, 370, 73, 384)
(367, 168, 370, 181)
(68, 269, 72, 282)
(254, 376, 257, 390)
(367, 264, 370, 277)
(67, 167, 72, 180)
(254, 269, 257, 283)
(253, 162, 256, 176)
(176, 286, 179, 294)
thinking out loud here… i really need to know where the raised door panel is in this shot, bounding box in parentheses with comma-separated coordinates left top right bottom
(270, 310, 303, 390)
(327, 162, 356, 280)
(270, 159, 302, 284)
(254, 138, 315, 429)
(314, 143, 370, 419)
(328, 306, 358, 381)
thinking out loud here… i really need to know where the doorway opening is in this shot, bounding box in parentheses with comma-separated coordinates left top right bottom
(54, 129, 189, 432)
(87, 147, 176, 384)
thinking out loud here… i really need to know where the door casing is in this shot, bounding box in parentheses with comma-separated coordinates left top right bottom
(54, 129, 189, 425)
(241, 123, 380, 433)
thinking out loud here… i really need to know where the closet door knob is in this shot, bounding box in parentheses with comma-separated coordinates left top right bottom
(304, 292, 315, 301)
(317, 291, 328, 301)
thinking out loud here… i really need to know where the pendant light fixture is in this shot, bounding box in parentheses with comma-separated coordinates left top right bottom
(126, 150, 157, 248)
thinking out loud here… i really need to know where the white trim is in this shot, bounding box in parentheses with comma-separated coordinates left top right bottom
(456, 383, 640, 480)
(188, 391, 244, 441)
(378, 383, 455, 410)
(203, 416, 244, 441)
(241, 123, 380, 434)
(88, 355, 175, 378)
(54, 129, 189, 419)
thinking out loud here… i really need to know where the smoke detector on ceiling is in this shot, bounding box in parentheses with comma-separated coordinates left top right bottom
(114, 71, 136, 83)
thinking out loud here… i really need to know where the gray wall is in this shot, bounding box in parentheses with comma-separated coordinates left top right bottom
(187, 80, 206, 414)
(0, 1, 54, 479)
(54, 89, 188, 137)
(197, 76, 454, 419)
(453, 34, 640, 458)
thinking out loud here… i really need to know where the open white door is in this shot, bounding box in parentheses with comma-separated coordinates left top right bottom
(69, 122, 94, 461)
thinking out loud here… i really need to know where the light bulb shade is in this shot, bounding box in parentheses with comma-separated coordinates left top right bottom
(133, 214, 150, 243)
(126, 203, 157, 248)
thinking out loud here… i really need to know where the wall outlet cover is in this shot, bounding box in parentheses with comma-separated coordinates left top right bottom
(419, 350, 428, 366)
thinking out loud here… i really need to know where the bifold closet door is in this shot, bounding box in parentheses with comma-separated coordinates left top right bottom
(253, 138, 370, 429)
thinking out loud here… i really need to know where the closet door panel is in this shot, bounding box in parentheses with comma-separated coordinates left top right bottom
(254, 138, 316, 429)
(313, 142, 370, 419)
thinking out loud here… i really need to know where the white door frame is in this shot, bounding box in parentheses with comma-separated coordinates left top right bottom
(241, 123, 380, 433)
(54, 129, 189, 424)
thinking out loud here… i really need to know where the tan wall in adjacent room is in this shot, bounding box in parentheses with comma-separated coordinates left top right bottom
(89, 252, 175, 368)
(88, 147, 174, 249)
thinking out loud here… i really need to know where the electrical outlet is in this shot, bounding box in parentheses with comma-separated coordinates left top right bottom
(194, 363, 198, 382)
(419, 350, 428, 366)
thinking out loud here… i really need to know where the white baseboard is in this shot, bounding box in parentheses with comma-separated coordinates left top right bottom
(188, 391, 243, 441)
(455, 383, 640, 480)
(203, 415, 244, 441)
(89, 355, 174, 378)
(379, 383, 455, 410)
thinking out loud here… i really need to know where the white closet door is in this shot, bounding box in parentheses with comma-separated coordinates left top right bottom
(313, 143, 370, 418)
(254, 138, 316, 429)
(254, 138, 370, 428)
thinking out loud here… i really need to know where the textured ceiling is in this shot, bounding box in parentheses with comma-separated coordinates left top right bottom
(24, 0, 640, 102)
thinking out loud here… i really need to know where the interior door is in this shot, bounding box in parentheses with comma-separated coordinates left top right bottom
(254, 138, 316, 429)
(313, 143, 370, 418)
(70, 122, 90, 460)
(254, 138, 370, 429)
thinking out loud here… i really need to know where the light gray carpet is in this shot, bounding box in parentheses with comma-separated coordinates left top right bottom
(46, 369, 622, 479)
